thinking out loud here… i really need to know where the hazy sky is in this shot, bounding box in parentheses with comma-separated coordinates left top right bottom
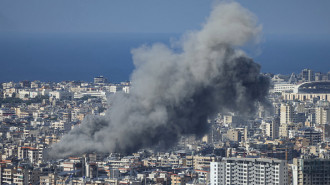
(1, 0, 330, 82)
(1, 0, 330, 36)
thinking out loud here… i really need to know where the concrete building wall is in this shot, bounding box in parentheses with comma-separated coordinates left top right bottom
(211, 158, 288, 185)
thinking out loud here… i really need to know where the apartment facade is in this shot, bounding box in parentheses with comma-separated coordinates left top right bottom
(210, 157, 288, 185)
(292, 157, 330, 185)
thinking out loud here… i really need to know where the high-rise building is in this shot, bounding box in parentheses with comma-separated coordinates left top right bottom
(315, 107, 330, 124)
(308, 69, 315, 82)
(321, 124, 330, 141)
(210, 158, 288, 185)
(302, 69, 315, 82)
(292, 157, 330, 185)
(266, 118, 280, 139)
(280, 103, 293, 124)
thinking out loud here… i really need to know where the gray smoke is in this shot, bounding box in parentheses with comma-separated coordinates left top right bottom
(51, 2, 270, 157)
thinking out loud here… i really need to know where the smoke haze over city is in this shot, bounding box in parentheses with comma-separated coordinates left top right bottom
(51, 2, 270, 157)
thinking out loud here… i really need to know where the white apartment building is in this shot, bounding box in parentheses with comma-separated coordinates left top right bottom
(122, 86, 130, 93)
(73, 91, 107, 99)
(51, 121, 71, 132)
(210, 158, 288, 185)
(272, 82, 296, 93)
(17, 89, 40, 99)
(108, 85, 123, 93)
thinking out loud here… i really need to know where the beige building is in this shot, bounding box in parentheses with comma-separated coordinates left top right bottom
(279, 123, 303, 138)
(226, 128, 241, 142)
(186, 155, 216, 170)
(223, 115, 242, 127)
(279, 123, 289, 138)
(266, 118, 280, 139)
(282, 92, 330, 102)
(171, 174, 191, 185)
(281, 103, 293, 124)
(40, 173, 57, 185)
(315, 107, 330, 124)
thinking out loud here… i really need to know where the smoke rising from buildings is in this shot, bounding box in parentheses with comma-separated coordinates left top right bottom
(51, 2, 270, 157)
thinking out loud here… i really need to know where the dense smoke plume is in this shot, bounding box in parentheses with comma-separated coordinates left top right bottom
(51, 2, 270, 157)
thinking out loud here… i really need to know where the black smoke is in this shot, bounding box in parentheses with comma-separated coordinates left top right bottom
(51, 2, 270, 157)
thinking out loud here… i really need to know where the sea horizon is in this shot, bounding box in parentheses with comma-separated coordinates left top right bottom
(1, 32, 330, 83)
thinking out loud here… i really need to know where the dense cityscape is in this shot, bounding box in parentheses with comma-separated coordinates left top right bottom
(1, 0, 330, 184)
(0, 69, 329, 184)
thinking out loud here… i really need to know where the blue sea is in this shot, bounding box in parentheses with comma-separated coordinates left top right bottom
(0, 33, 329, 83)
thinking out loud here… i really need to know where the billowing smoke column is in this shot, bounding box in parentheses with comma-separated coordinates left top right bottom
(51, 2, 270, 157)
